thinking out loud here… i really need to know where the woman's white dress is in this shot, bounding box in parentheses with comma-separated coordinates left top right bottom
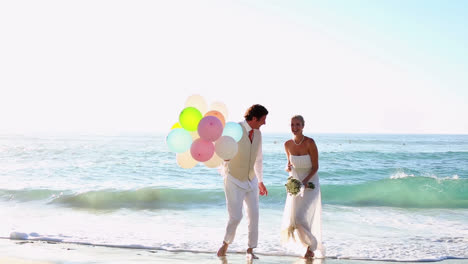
(281, 154, 325, 257)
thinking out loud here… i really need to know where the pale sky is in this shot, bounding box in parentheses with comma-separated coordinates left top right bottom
(1, 0, 467, 134)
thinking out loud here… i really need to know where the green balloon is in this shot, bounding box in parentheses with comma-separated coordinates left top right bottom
(179, 107, 202, 132)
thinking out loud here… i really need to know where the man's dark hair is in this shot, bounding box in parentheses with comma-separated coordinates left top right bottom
(244, 104, 269, 121)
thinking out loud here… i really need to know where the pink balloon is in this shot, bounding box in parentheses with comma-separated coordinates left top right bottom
(190, 138, 215, 162)
(197, 116, 223, 142)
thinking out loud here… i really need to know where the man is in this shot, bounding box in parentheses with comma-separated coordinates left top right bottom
(217, 104, 269, 259)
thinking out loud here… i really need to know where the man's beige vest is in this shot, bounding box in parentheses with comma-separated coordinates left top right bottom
(227, 123, 260, 181)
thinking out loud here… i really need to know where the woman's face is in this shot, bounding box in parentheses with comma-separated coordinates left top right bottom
(290, 118, 304, 135)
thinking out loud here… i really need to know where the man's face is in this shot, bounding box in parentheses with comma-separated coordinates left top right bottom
(251, 115, 267, 129)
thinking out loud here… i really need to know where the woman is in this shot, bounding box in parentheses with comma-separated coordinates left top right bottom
(281, 115, 325, 259)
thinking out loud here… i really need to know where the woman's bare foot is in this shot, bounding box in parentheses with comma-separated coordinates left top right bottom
(302, 246, 314, 259)
(217, 242, 229, 257)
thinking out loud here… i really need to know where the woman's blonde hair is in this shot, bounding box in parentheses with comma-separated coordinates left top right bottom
(291, 115, 305, 126)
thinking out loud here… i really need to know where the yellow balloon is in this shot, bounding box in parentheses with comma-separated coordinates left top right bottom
(185, 94, 207, 115)
(179, 107, 203, 132)
(171, 122, 182, 129)
(176, 151, 198, 169)
(204, 153, 223, 168)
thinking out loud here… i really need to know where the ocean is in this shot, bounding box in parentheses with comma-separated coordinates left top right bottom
(1, 133, 467, 262)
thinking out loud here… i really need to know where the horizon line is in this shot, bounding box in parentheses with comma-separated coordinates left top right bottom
(1, 131, 467, 136)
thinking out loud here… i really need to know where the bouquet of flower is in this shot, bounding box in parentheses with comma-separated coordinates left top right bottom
(285, 177, 301, 195)
(285, 177, 315, 196)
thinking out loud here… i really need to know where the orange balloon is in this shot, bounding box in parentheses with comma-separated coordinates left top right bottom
(204, 110, 225, 127)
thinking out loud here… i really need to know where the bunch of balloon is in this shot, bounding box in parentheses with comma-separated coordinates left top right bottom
(166, 95, 244, 169)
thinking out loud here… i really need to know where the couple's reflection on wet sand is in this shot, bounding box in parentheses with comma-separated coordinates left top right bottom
(219, 255, 324, 264)
(293, 258, 324, 264)
(218, 256, 252, 264)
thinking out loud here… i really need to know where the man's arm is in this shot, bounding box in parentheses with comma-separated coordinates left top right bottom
(254, 131, 268, 196)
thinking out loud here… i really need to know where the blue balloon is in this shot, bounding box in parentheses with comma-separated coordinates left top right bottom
(166, 128, 193, 153)
(222, 122, 243, 142)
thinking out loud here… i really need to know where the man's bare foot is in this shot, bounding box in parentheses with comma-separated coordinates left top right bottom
(217, 242, 229, 257)
(246, 248, 259, 259)
(302, 246, 314, 259)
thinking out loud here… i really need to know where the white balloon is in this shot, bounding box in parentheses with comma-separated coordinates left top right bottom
(210, 101, 228, 120)
(176, 151, 198, 169)
(215, 136, 238, 160)
(190, 130, 200, 141)
(185, 94, 208, 115)
(204, 153, 223, 168)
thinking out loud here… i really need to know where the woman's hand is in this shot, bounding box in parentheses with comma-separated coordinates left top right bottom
(302, 175, 313, 186)
(285, 162, 292, 172)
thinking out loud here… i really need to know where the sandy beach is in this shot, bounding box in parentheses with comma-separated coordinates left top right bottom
(1, 238, 467, 264)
